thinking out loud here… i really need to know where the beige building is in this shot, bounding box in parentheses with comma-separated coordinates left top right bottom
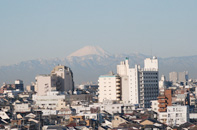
(35, 75, 51, 96)
(98, 72, 121, 102)
(51, 65, 74, 92)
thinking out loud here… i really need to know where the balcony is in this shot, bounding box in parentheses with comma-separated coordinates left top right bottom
(158, 99, 166, 103)
(116, 83, 121, 85)
(158, 104, 166, 108)
(116, 98, 121, 101)
(140, 97, 144, 100)
(116, 79, 121, 82)
(158, 108, 167, 112)
(116, 86, 121, 89)
(140, 89, 144, 93)
(116, 94, 121, 97)
(140, 94, 144, 97)
(116, 90, 121, 93)
(158, 96, 165, 99)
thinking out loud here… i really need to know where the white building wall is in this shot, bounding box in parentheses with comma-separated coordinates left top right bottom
(98, 75, 121, 102)
(128, 66, 139, 105)
(15, 80, 23, 85)
(42, 110, 57, 116)
(121, 76, 129, 104)
(35, 75, 51, 96)
(144, 56, 158, 71)
(15, 103, 31, 113)
(167, 106, 189, 126)
(117, 58, 129, 77)
(151, 100, 159, 113)
(159, 75, 166, 93)
(33, 91, 65, 110)
(117, 57, 158, 108)
(158, 112, 167, 124)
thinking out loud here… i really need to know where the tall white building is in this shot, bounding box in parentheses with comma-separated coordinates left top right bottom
(117, 57, 159, 108)
(51, 65, 74, 92)
(98, 72, 121, 102)
(159, 75, 167, 93)
(167, 105, 189, 126)
(117, 58, 130, 103)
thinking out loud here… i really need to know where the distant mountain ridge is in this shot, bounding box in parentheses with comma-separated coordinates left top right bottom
(0, 46, 197, 86)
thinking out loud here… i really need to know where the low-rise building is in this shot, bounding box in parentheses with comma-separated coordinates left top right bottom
(167, 105, 189, 126)
(32, 91, 65, 110)
(14, 103, 31, 113)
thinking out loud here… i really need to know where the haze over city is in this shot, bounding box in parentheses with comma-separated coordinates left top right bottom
(0, 1, 197, 130)
(0, 1, 197, 66)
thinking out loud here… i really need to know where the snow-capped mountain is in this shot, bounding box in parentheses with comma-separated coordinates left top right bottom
(1, 46, 197, 86)
(67, 45, 110, 58)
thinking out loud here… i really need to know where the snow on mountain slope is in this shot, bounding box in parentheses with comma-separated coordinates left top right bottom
(67, 46, 110, 58)
(1, 46, 197, 86)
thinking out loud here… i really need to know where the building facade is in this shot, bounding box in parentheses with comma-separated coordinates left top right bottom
(178, 71, 188, 84)
(35, 75, 51, 96)
(32, 91, 65, 110)
(98, 72, 121, 102)
(167, 105, 189, 126)
(169, 72, 178, 83)
(117, 57, 159, 108)
(51, 65, 74, 92)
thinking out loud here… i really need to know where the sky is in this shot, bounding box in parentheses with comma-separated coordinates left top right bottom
(0, 1, 197, 66)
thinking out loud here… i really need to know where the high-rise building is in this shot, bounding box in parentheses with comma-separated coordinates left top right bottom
(169, 72, 178, 83)
(117, 58, 130, 104)
(117, 57, 159, 108)
(98, 57, 159, 108)
(98, 72, 121, 102)
(34, 65, 74, 95)
(51, 65, 74, 92)
(169, 71, 189, 84)
(178, 71, 188, 84)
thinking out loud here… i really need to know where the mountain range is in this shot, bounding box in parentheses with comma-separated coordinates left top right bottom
(1, 46, 197, 86)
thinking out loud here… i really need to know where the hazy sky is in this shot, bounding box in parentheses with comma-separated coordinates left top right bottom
(0, 1, 197, 66)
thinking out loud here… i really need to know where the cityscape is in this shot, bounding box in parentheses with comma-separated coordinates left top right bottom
(0, 55, 196, 130)
(1, 1, 197, 130)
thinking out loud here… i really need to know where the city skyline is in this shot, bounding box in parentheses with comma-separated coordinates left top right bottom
(0, 1, 197, 66)
(0, 1, 197, 129)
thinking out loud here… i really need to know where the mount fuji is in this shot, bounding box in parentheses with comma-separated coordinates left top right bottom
(1, 45, 197, 86)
